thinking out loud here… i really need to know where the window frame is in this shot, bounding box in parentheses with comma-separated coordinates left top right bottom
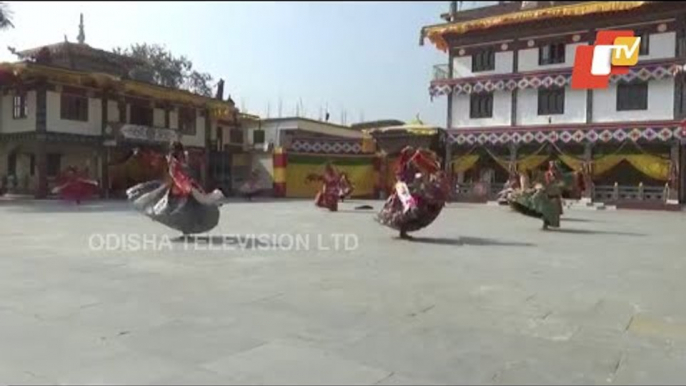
(253, 129, 266, 144)
(616, 81, 648, 111)
(539, 42, 566, 65)
(469, 92, 494, 119)
(229, 128, 244, 144)
(537, 87, 565, 116)
(178, 107, 197, 135)
(471, 49, 495, 73)
(60, 93, 89, 122)
(635, 31, 650, 56)
(13, 93, 28, 119)
(129, 103, 154, 126)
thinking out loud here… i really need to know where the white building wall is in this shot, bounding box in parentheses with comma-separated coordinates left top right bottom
(640, 32, 676, 61)
(517, 88, 587, 125)
(107, 100, 120, 123)
(0, 91, 37, 133)
(593, 79, 674, 123)
(46, 91, 101, 136)
(518, 42, 585, 72)
(452, 91, 512, 128)
(453, 51, 513, 78)
(153, 108, 165, 128)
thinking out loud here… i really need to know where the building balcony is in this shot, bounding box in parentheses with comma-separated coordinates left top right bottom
(433, 64, 450, 81)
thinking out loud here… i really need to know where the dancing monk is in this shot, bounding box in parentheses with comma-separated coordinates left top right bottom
(127, 141, 225, 236)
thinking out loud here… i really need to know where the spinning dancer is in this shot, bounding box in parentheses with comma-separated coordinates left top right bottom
(306, 162, 341, 212)
(376, 146, 449, 239)
(127, 141, 225, 236)
(506, 167, 583, 230)
(52, 166, 99, 204)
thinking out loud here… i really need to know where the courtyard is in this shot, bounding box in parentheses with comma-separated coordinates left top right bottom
(1, 199, 686, 385)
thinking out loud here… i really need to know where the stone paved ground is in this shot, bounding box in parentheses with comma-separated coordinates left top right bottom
(1, 199, 686, 385)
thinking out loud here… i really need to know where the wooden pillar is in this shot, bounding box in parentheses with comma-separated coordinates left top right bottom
(582, 142, 594, 200)
(35, 84, 48, 199)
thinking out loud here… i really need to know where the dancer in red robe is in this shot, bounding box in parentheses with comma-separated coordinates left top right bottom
(52, 166, 100, 204)
(376, 146, 449, 239)
(127, 141, 225, 236)
(306, 163, 340, 212)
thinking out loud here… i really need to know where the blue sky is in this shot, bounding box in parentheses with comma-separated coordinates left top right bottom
(0, 2, 488, 126)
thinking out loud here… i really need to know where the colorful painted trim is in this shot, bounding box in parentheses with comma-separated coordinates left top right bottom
(449, 124, 684, 146)
(430, 62, 684, 97)
(290, 138, 365, 155)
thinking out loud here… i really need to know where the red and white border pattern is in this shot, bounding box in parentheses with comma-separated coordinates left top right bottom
(449, 126, 683, 146)
(290, 138, 364, 154)
(430, 63, 684, 97)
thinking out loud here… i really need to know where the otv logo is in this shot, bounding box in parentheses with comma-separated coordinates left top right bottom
(571, 30, 641, 90)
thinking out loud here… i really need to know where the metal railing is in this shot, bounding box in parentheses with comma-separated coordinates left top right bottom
(594, 184, 667, 202)
(433, 64, 450, 81)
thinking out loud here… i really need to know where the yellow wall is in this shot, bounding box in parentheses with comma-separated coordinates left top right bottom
(285, 154, 375, 198)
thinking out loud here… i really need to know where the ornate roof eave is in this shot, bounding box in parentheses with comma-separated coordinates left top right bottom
(421, 1, 649, 52)
(0, 62, 237, 118)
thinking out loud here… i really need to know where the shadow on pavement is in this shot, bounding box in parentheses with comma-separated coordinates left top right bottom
(171, 235, 278, 249)
(407, 236, 535, 247)
(561, 217, 595, 223)
(550, 228, 644, 236)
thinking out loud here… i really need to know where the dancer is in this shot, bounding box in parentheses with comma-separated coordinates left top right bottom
(545, 161, 565, 215)
(376, 146, 449, 239)
(338, 172, 354, 202)
(506, 167, 581, 230)
(52, 166, 99, 204)
(126, 141, 225, 236)
(306, 162, 340, 212)
(239, 170, 261, 201)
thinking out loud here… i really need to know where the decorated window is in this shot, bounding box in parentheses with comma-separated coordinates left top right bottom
(60, 94, 88, 122)
(13, 93, 28, 119)
(617, 82, 648, 111)
(538, 87, 565, 115)
(472, 49, 495, 73)
(539, 43, 565, 65)
(470, 93, 493, 119)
